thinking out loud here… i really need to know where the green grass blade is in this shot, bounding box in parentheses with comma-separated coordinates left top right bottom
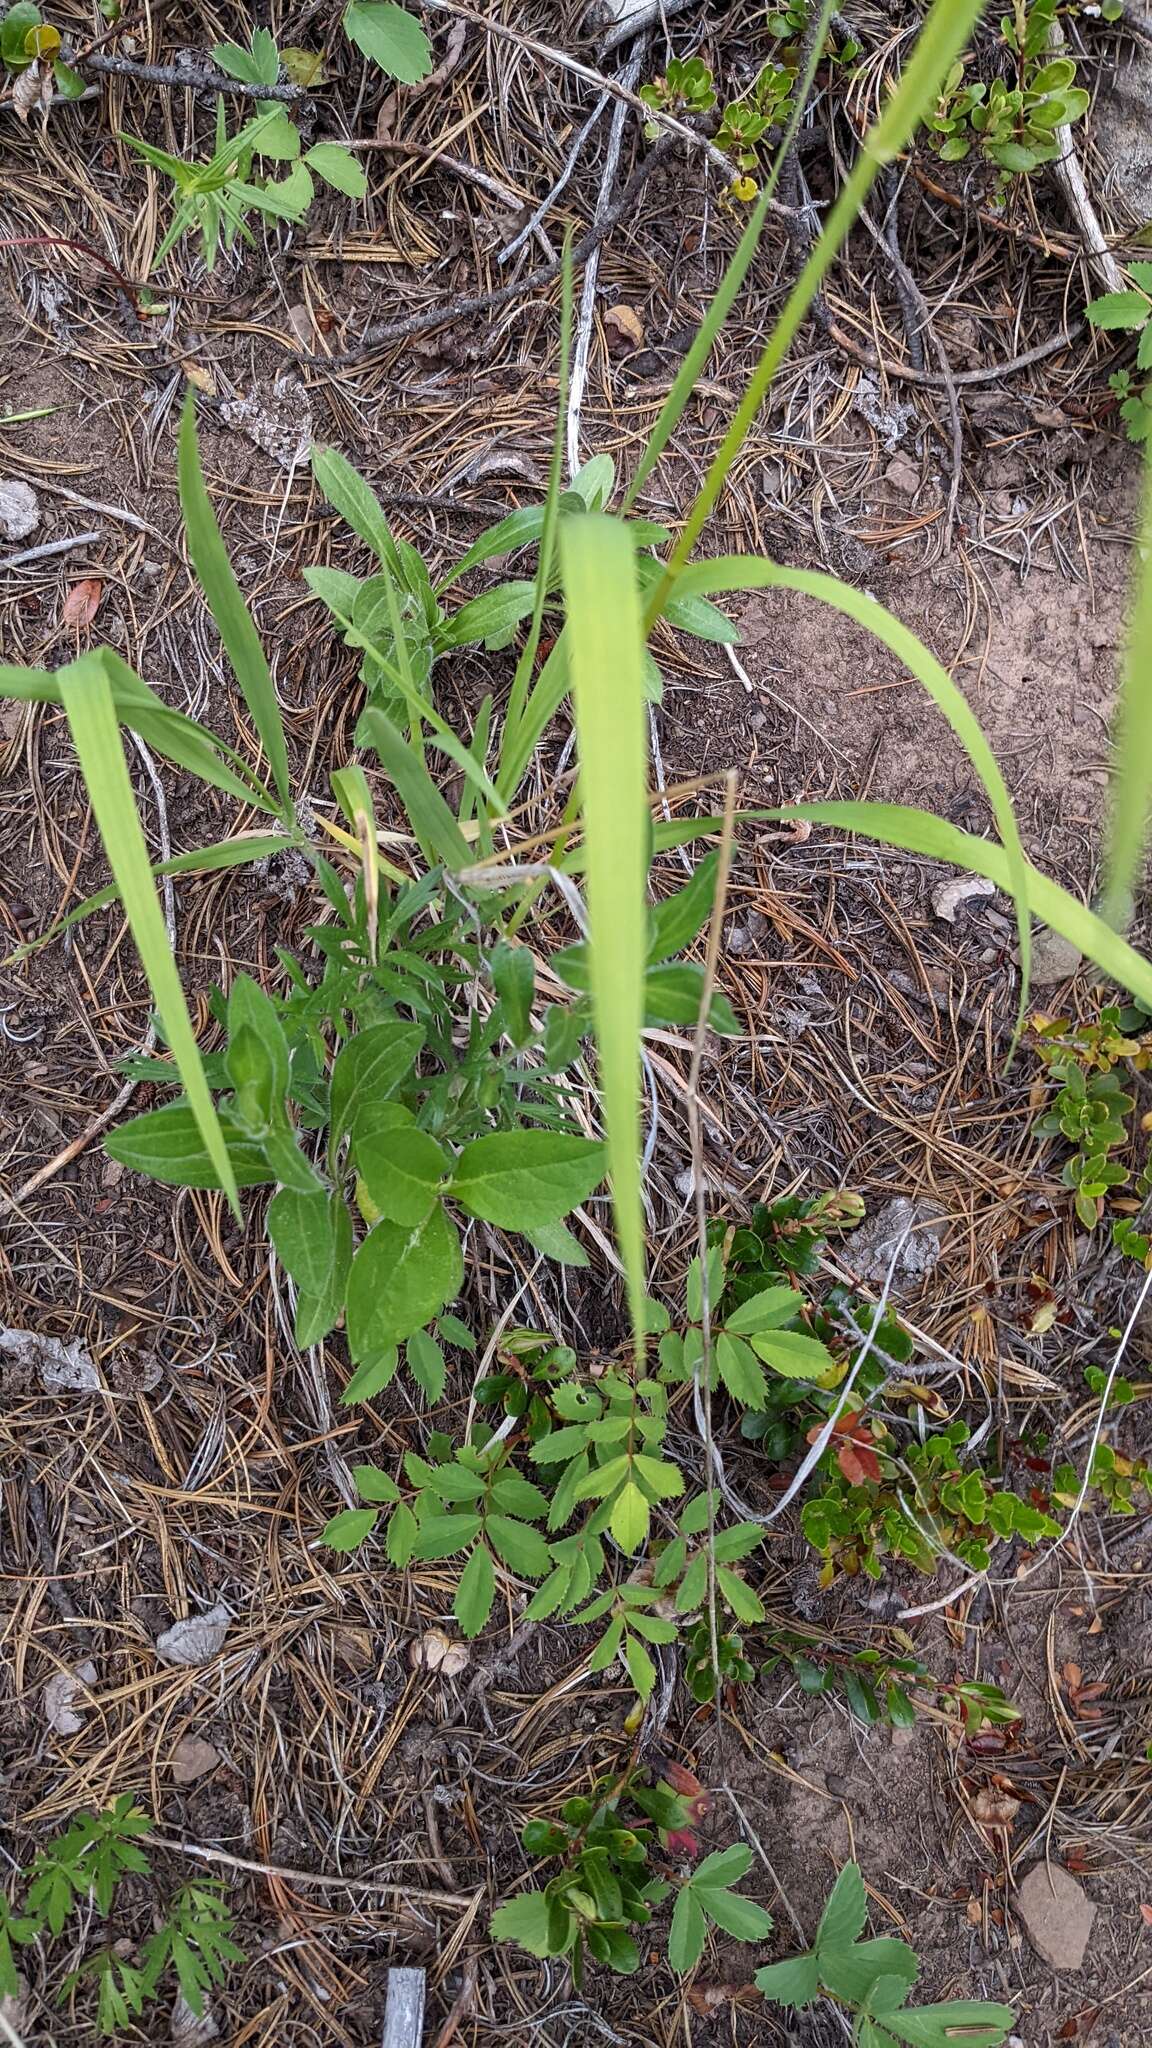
(1103, 432, 1152, 927)
(673, 553, 1032, 1033)
(57, 655, 241, 1216)
(639, 801, 1152, 1008)
(11, 830, 299, 960)
(775, 801, 1152, 1012)
(178, 391, 292, 816)
(358, 707, 471, 868)
(561, 515, 648, 1357)
(496, 633, 570, 804)
(0, 663, 60, 702)
(622, 0, 836, 515)
(657, 0, 987, 590)
(501, 240, 573, 783)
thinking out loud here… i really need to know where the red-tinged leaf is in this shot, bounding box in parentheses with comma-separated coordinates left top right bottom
(837, 1439, 882, 1485)
(662, 1759, 706, 1798)
(62, 579, 104, 632)
(1140, 1903, 1152, 1928)
(662, 1827, 699, 1860)
(808, 1408, 866, 1442)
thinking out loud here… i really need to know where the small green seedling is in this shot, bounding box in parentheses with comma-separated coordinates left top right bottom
(1032, 1006, 1152, 1227)
(756, 1862, 1015, 2046)
(2, 1798, 244, 2034)
(122, 30, 366, 269)
(930, 1, 1088, 177)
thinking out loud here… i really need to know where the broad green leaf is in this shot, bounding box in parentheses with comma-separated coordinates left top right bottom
(724, 1285, 800, 1336)
(254, 109, 302, 160)
(648, 851, 720, 961)
(358, 1125, 448, 1226)
(311, 445, 403, 579)
(352, 1464, 399, 1503)
(268, 1188, 351, 1346)
(304, 144, 368, 198)
(529, 1425, 591, 1464)
(450, 1130, 606, 1230)
(716, 1565, 763, 1623)
(643, 963, 741, 1034)
(345, 1206, 462, 1355)
(490, 1473, 549, 1518)
(57, 659, 240, 1215)
(211, 28, 279, 84)
(105, 1104, 272, 1189)
(668, 1885, 707, 1973)
(820, 1938, 920, 2004)
(561, 516, 649, 1358)
(573, 1454, 630, 1501)
(610, 1480, 650, 1553)
(490, 939, 535, 1046)
(178, 394, 291, 816)
(1102, 430, 1152, 927)
(490, 1890, 558, 1958)
(815, 1862, 867, 1950)
(631, 1453, 684, 1499)
(423, 1464, 486, 1503)
(716, 1331, 768, 1406)
(438, 580, 539, 651)
(750, 1329, 836, 1379)
(406, 1327, 446, 1402)
(386, 1500, 417, 1564)
(1085, 290, 1149, 330)
(624, 1630, 657, 1698)
(569, 453, 615, 509)
(341, 1348, 398, 1403)
(1, 2, 40, 67)
(486, 1516, 551, 1577)
(697, 1886, 773, 1942)
(322, 1507, 377, 1551)
(343, 0, 433, 83)
(443, 506, 548, 586)
(329, 1020, 423, 1158)
(880, 2003, 1016, 2048)
(521, 1217, 591, 1266)
(692, 1845, 753, 1890)
(754, 1953, 821, 2006)
(455, 1543, 495, 1636)
(412, 1512, 483, 1559)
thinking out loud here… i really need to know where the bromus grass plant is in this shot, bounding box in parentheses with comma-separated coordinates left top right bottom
(3, 0, 1151, 2003)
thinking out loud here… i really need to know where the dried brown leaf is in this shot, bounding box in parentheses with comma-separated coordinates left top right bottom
(61, 578, 103, 631)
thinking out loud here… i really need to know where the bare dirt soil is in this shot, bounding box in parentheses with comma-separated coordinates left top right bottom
(2, 5, 1152, 2046)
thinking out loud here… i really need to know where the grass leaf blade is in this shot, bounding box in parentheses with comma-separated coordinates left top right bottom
(178, 391, 292, 816)
(674, 553, 1032, 1035)
(1103, 432, 1152, 926)
(58, 653, 241, 1216)
(561, 515, 648, 1355)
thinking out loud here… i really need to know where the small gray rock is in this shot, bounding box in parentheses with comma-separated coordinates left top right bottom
(0, 1327, 101, 1394)
(155, 1602, 231, 1668)
(0, 480, 40, 542)
(842, 1196, 943, 1292)
(1014, 1861, 1096, 1971)
(1026, 928, 1083, 988)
